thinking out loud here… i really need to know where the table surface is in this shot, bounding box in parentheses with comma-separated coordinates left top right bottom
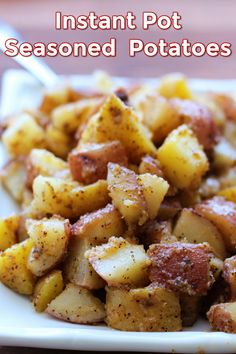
(0, 0, 235, 353)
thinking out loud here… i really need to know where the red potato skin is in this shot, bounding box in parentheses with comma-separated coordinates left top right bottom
(195, 196, 236, 252)
(170, 99, 219, 151)
(69, 141, 128, 184)
(148, 242, 213, 296)
(207, 303, 236, 333)
(223, 256, 236, 300)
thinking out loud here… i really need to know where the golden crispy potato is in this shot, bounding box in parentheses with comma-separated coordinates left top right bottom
(2, 113, 46, 156)
(26, 217, 70, 276)
(71, 203, 126, 243)
(157, 125, 209, 190)
(137, 173, 169, 220)
(107, 163, 148, 226)
(45, 124, 73, 159)
(0, 215, 20, 251)
(148, 242, 215, 296)
(1, 159, 26, 202)
(139, 156, 164, 177)
(31, 176, 110, 219)
(207, 302, 236, 333)
(158, 73, 192, 99)
(80, 94, 157, 163)
(137, 94, 181, 143)
(195, 197, 236, 252)
(39, 87, 79, 114)
(46, 283, 105, 324)
(173, 208, 227, 259)
(0, 239, 36, 295)
(86, 237, 150, 287)
(106, 286, 181, 331)
(33, 270, 64, 312)
(69, 141, 128, 184)
(170, 99, 219, 151)
(51, 97, 103, 134)
(26, 149, 68, 188)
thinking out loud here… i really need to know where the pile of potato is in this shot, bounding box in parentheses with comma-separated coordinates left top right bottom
(2, 73, 236, 332)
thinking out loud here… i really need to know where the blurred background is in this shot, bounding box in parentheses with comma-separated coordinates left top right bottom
(0, 0, 236, 79)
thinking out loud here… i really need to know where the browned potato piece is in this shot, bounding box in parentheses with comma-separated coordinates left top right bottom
(138, 220, 175, 248)
(157, 198, 182, 220)
(39, 87, 79, 114)
(148, 242, 215, 296)
(64, 237, 105, 290)
(80, 94, 157, 164)
(207, 302, 236, 333)
(27, 217, 70, 276)
(31, 176, 110, 219)
(46, 283, 105, 324)
(223, 256, 236, 300)
(212, 93, 236, 121)
(71, 203, 126, 243)
(45, 124, 73, 159)
(137, 94, 181, 143)
(107, 163, 148, 226)
(86, 237, 150, 287)
(170, 99, 219, 150)
(157, 125, 209, 190)
(139, 156, 164, 177)
(69, 141, 128, 184)
(180, 294, 201, 327)
(26, 149, 68, 188)
(65, 204, 126, 289)
(1, 159, 26, 203)
(33, 270, 64, 312)
(173, 208, 227, 259)
(0, 215, 20, 251)
(0, 239, 36, 295)
(195, 197, 236, 252)
(106, 286, 181, 331)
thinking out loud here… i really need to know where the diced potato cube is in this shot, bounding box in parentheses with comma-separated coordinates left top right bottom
(40, 87, 79, 114)
(148, 242, 215, 296)
(51, 98, 103, 134)
(26, 149, 68, 188)
(207, 302, 236, 333)
(64, 237, 105, 290)
(106, 286, 181, 331)
(137, 173, 169, 219)
(139, 156, 164, 177)
(157, 124, 209, 189)
(137, 94, 181, 143)
(195, 197, 236, 252)
(45, 124, 73, 159)
(69, 141, 128, 184)
(173, 208, 227, 259)
(86, 237, 150, 287)
(107, 163, 148, 226)
(158, 73, 192, 99)
(213, 138, 236, 170)
(26, 217, 70, 276)
(0, 214, 20, 251)
(1, 159, 26, 202)
(2, 113, 46, 156)
(0, 239, 36, 294)
(71, 203, 126, 243)
(170, 99, 219, 151)
(33, 270, 64, 312)
(223, 256, 236, 300)
(80, 94, 157, 163)
(31, 176, 110, 219)
(46, 283, 105, 324)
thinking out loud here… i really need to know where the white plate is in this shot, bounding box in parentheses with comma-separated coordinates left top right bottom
(1, 70, 236, 353)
